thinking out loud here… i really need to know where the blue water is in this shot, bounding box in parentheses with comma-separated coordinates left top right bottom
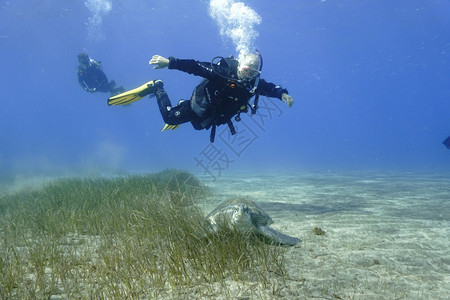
(1, 0, 450, 179)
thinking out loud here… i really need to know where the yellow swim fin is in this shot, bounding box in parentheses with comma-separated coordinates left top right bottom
(161, 124, 180, 132)
(108, 80, 157, 106)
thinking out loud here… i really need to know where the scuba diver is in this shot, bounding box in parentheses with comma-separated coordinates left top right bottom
(107, 52, 294, 142)
(77, 53, 125, 96)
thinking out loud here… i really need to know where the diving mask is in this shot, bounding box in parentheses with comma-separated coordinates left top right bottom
(238, 65, 260, 80)
(237, 53, 261, 80)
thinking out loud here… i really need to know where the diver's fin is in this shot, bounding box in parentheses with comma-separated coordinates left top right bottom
(107, 80, 157, 106)
(161, 124, 180, 132)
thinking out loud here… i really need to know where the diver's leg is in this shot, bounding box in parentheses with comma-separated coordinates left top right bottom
(155, 88, 195, 125)
(109, 80, 117, 88)
(110, 86, 126, 96)
(107, 80, 125, 95)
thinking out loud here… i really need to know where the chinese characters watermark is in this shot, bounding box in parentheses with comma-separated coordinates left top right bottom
(194, 97, 285, 181)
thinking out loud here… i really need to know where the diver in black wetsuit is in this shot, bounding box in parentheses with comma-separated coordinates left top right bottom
(147, 52, 294, 142)
(77, 53, 125, 96)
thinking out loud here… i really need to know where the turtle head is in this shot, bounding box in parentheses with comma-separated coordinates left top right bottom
(232, 205, 252, 230)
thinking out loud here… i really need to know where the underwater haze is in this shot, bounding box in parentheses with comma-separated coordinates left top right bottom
(1, 0, 450, 180)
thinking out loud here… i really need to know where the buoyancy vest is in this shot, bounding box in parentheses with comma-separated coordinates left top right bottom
(190, 57, 259, 142)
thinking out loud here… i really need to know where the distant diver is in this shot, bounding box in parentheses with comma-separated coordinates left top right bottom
(108, 52, 294, 142)
(443, 136, 450, 149)
(77, 53, 125, 96)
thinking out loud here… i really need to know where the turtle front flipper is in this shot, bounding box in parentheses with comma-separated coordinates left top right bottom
(256, 226, 301, 246)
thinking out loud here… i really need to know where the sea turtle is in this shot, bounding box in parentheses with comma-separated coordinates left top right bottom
(206, 198, 301, 246)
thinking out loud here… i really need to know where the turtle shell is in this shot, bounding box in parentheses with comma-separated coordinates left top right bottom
(207, 198, 273, 227)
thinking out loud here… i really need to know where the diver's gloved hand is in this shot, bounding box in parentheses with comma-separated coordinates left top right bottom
(282, 93, 294, 108)
(149, 55, 169, 69)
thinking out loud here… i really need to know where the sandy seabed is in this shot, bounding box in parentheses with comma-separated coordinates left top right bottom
(195, 170, 450, 299)
(2, 170, 449, 299)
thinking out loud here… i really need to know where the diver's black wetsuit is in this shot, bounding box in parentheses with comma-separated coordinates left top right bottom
(155, 56, 289, 134)
(77, 60, 124, 95)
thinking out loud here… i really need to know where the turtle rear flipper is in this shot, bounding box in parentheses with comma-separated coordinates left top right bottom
(257, 226, 301, 246)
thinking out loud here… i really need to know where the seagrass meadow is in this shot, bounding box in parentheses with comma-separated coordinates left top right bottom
(0, 170, 289, 299)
